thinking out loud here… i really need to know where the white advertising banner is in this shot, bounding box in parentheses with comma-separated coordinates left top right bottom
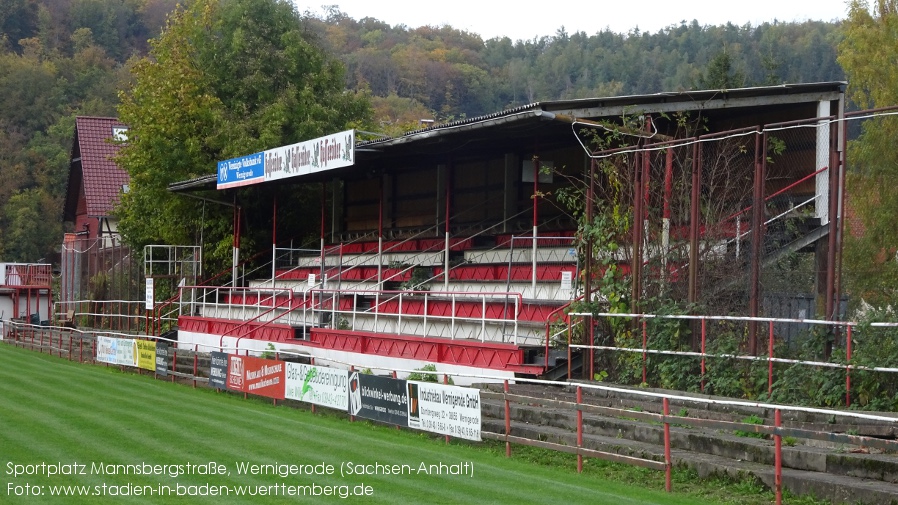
(265, 130, 354, 182)
(285, 362, 349, 411)
(145, 277, 154, 310)
(96, 335, 137, 367)
(406, 381, 481, 441)
(217, 130, 355, 189)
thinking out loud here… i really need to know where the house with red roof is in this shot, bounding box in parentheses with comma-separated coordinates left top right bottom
(63, 116, 130, 241)
(60, 117, 134, 307)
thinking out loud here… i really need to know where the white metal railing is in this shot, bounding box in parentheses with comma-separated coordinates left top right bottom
(176, 284, 528, 344)
(309, 288, 524, 344)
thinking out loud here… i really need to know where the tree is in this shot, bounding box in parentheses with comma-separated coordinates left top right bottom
(838, 0, 898, 307)
(698, 47, 746, 89)
(115, 0, 372, 272)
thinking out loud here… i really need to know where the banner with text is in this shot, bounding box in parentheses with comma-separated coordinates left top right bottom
(155, 342, 168, 376)
(136, 340, 156, 371)
(348, 372, 408, 426)
(217, 130, 354, 189)
(227, 355, 285, 399)
(96, 336, 137, 367)
(285, 363, 349, 411)
(209, 351, 228, 389)
(406, 381, 481, 441)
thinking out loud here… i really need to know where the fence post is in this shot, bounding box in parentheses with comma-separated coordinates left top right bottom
(273, 351, 279, 406)
(444, 374, 450, 444)
(172, 350, 177, 384)
(663, 397, 671, 492)
(193, 353, 198, 389)
(773, 409, 783, 505)
(846, 324, 852, 408)
(68, 333, 72, 361)
(349, 365, 355, 422)
(768, 320, 774, 395)
(311, 357, 317, 414)
(79, 337, 83, 363)
(504, 379, 511, 458)
(577, 386, 583, 473)
(642, 319, 648, 385)
(393, 371, 401, 430)
(700, 317, 706, 392)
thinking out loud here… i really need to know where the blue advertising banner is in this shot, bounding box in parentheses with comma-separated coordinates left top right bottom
(217, 152, 264, 189)
(216, 130, 354, 190)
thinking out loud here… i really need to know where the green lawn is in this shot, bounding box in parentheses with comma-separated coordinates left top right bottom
(0, 344, 764, 504)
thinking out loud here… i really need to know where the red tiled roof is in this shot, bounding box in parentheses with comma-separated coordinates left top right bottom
(74, 116, 129, 216)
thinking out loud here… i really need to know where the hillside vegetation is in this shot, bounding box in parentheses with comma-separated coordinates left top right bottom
(0, 0, 843, 263)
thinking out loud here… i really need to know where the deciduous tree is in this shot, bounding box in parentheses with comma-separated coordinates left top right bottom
(116, 0, 372, 270)
(838, 0, 898, 306)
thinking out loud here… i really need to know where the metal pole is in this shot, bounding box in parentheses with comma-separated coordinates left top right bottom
(445, 161, 453, 290)
(532, 156, 539, 294)
(584, 160, 595, 380)
(825, 123, 840, 360)
(444, 374, 450, 444)
(272, 195, 277, 286)
(773, 409, 783, 505)
(768, 320, 774, 395)
(642, 319, 648, 384)
(846, 324, 852, 407)
(663, 397, 672, 492)
(379, 175, 384, 290)
(577, 385, 583, 473)
(700, 318, 706, 392)
(749, 129, 765, 356)
(688, 141, 701, 307)
(504, 379, 511, 457)
(662, 146, 673, 279)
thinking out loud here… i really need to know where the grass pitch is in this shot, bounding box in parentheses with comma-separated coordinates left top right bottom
(1, 344, 751, 504)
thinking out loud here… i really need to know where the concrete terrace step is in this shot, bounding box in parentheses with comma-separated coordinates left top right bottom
(478, 383, 898, 504)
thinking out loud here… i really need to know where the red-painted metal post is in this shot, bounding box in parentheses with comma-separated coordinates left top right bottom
(642, 319, 648, 384)
(768, 320, 774, 395)
(91, 339, 95, 364)
(504, 379, 511, 457)
(662, 398, 673, 493)
(577, 386, 583, 473)
(193, 354, 198, 389)
(79, 337, 83, 363)
(700, 318, 707, 392)
(688, 141, 701, 308)
(846, 324, 853, 407)
(172, 350, 177, 383)
(68, 333, 72, 360)
(773, 409, 783, 505)
(749, 129, 766, 356)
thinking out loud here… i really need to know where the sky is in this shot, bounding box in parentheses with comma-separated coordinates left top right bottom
(295, 0, 849, 41)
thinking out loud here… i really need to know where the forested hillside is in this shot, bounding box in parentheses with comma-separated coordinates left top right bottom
(0, 0, 844, 263)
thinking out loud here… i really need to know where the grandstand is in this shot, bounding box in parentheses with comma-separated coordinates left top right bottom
(87, 83, 852, 382)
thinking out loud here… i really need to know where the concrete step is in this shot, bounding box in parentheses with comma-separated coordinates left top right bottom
(479, 382, 898, 504)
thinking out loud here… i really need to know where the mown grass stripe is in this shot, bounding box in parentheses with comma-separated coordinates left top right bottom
(1, 344, 705, 504)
